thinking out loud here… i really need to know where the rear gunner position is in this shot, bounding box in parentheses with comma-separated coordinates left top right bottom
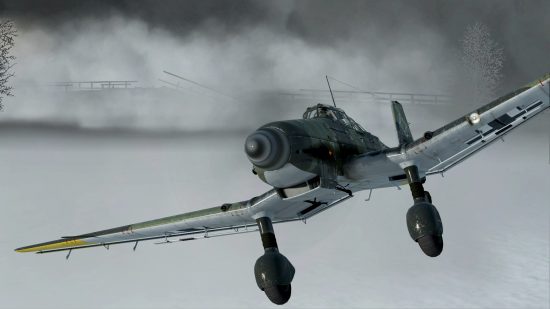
(17, 75, 550, 305)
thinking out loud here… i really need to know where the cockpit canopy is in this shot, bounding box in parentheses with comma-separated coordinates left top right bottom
(303, 104, 366, 132)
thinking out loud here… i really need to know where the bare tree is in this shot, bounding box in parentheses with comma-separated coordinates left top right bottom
(0, 19, 16, 109)
(459, 22, 504, 104)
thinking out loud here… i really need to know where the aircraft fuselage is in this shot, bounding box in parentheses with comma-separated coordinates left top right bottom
(246, 116, 387, 188)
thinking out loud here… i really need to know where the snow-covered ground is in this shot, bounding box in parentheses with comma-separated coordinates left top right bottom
(0, 108, 548, 308)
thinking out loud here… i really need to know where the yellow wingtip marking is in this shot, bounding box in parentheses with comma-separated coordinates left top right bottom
(15, 239, 89, 253)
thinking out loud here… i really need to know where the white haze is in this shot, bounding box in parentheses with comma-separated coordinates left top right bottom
(2, 14, 460, 131)
(12, 15, 453, 92)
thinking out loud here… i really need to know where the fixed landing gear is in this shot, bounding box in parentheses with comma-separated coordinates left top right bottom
(254, 217, 295, 305)
(404, 166, 443, 257)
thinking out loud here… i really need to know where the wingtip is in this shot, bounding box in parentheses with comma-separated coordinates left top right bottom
(14, 239, 89, 253)
(15, 246, 38, 253)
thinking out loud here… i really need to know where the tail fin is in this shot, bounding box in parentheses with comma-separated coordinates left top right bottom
(391, 101, 413, 146)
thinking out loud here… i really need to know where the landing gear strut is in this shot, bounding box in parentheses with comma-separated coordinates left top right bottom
(254, 217, 295, 305)
(404, 166, 443, 257)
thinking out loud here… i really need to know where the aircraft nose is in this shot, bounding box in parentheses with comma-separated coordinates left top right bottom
(244, 128, 290, 170)
(245, 133, 270, 161)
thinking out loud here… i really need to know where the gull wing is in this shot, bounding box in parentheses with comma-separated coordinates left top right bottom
(16, 179, 351, 254)
(395, 75, 549, 176)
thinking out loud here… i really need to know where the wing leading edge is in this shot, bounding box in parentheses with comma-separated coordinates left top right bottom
(16, 177, 351, 254)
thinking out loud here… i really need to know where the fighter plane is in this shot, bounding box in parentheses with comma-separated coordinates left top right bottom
(16, 74, 549, 305)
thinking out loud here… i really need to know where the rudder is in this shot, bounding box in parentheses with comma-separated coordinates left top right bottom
(391, 101, 413, 146)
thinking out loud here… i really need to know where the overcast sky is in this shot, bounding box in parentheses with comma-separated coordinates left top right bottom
(1, 0, 549, 94)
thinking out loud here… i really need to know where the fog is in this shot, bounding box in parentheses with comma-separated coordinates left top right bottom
(1, 1, 548, 128)
(3, 0, 548, 91)
(0, 1, 549, 308)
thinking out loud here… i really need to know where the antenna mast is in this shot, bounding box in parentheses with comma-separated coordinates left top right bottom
(325, 75, 337, 107)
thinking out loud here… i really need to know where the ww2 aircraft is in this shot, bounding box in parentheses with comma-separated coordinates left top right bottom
(16, 74, 549, 305)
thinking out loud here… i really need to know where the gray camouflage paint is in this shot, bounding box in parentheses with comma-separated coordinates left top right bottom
(253, 103, 387, 184)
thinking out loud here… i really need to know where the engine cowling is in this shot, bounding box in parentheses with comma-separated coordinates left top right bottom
(245, 128, 290, 171)
(406, 201, 444, 257)
(254, 248, 295, 305)
(245, 127, 318, 188)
